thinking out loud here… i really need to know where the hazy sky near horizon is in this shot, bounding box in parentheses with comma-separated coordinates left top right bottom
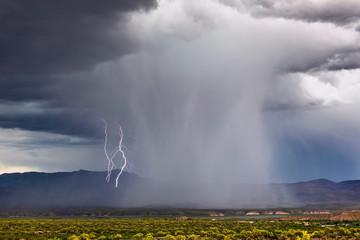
(1, 0, 360, 183)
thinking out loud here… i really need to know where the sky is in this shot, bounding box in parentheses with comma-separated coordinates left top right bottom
(0, 0, 360, 184)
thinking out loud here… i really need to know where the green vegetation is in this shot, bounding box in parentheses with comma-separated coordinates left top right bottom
(0, 217, 360, 239)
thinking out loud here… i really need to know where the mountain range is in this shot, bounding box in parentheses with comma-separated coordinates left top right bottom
(0, 170, 359, 208)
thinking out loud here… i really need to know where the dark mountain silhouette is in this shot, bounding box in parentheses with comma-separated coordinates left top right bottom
(0, 170, 359, 208)
(284, 178, 360, 204)
(0, 170, 140, 207)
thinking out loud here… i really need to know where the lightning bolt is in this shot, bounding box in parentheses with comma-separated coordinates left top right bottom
(102, 119, 128, 187)
(102, 119, 114, 182)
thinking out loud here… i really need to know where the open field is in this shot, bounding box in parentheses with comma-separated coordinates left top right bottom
(1, 213, 360, 240)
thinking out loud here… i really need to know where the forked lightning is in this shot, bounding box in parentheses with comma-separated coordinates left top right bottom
(102, 119, 128, 187)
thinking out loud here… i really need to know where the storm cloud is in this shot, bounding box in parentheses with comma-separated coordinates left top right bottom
(0, 0, 156, 75)
(0, 0, 157, 135)
(1, 0, 360, 204)
(229, 0, 360, 26)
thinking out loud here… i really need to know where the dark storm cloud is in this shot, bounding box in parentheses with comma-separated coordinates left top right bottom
(0, 109, 99, 138)
(278, 50, 360, 74)
(0, 0, 157, 75)
(231, 0, 360, 80)
(291, 49, 360, 73)
(0, 75, 53, 101)
(0, 0, 157, 136)
(237, 0, 360, 26)
(320, 51, 360, 71)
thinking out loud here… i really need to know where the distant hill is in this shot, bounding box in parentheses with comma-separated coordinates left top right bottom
(284, 178, 360, 204)
(0, 170, 359, 208)
(0, 170, 139, 207)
